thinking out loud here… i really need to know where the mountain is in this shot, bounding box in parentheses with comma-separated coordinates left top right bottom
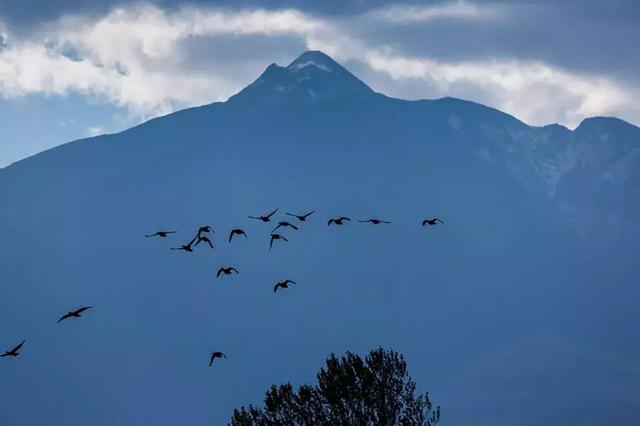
(1, 51, 639, 426)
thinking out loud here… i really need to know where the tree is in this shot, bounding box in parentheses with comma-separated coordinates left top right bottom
(230, 348, 441, 426)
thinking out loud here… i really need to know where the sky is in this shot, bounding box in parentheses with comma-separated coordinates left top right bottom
(0, 0, 639, 167)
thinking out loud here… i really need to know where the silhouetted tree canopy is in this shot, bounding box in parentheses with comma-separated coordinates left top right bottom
(230, 347, 441, 426)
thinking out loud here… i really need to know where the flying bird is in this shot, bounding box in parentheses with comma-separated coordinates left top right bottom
(171, 235, 198, 252)
(145, 231, 176, 238)
(197, 226, 214, 237)
(248, 208, 279, 222)
(58, 306, 93, 323)
(273, 280, 297, 293)
(358, 218, 391, 225)
(217, 267, 239, 277)
(286, 210, 316, 222)
(328, 217, 351, 226)
(422, 218, 444, 226)
(1, 340, 25, 358)
(269, 233, 288, 249)
(209, 351, 227, 366)
(228, 228, 248, 242)
(195, 236, 214, 249)
(271, 221, 299, 232)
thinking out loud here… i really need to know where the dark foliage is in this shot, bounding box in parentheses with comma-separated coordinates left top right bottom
(230, 348, 440, 426)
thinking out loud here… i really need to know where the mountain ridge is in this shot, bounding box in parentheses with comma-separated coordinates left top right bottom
(2, 50, 638, 171)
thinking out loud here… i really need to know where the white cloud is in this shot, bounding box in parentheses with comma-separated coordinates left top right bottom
(367, 1, 503, 23)
(361, 50, 640, 127)
(87, 125, 105, 136)
(0, 1, 638, 128)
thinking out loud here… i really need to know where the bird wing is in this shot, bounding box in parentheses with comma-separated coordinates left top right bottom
(422, 220, 428, 226)
(328, 219, 335, 226)
(266, 208, 279, 218)
(342, 217, 351, 221)
(209, 354, 215, 366)
(57, 313, 71, 323)
(269, 237, 274, 249)
(281, 235, 288, 241)
(248, 215, 258, 220)
(76, 306, 93, 314)
(228, 231, 235, 242)
(382, 220, 391, 224)
(186, 234, 198, 247)
(358, 220, 370, 223)
(273, 284, 281, 293)
(13, 340, 25, 352)
(436, 218, 444, 223)
(303, 209, 316, 218)
(145, 233, 157, 237)
(216, 268, 224, 277)
(230, 268, 238, 274)
(290, 224, 299, 230)
(271, 224, 282, 233)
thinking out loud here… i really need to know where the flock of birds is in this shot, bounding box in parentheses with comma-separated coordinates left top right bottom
(2, 208, 444, 367)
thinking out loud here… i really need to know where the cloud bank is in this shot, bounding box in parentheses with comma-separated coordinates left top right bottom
(0, 1, 638, 127)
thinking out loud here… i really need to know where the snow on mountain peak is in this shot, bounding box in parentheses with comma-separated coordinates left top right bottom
(230, 50, 373, 104)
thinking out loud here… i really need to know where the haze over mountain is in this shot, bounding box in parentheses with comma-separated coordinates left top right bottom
(1, 51, 639, 425)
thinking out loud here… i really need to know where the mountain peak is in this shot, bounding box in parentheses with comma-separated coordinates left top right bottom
(286, 50, 341, 73)
(229, 50, 373, 104)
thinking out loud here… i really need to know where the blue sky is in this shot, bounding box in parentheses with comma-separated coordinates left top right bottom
(1, 0, 639, 167)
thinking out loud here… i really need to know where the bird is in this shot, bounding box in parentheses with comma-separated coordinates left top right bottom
(217, 267, 238, 277)
(422, 218, 444, 226)
(273, 280, 296, 293)
(57, 306, 93, 323)
(195, 236, 214, 249)
(145, 231, 176, 238)
(286, 210, 316, 222)
(271, 221, 299, 232)
(248, 208, 278, 222)
(269, 233, 288, 249)
(228, 228, 248, 242)
(358, 218, 391, 225)
(197, 226, 214, 238)
(328, 217, 351, 226)
(1, 340, 25, 358)
(209, 351, 227, 366)
(171, 235, 198, 252)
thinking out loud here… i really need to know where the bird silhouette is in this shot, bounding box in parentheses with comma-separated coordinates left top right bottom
(273, 280, 297, 293)
(248, 208, 278, 222)
(269, 233, 288, 249)
(145, 231, 176, 238)
(328, 217, 351, 226)
(217, 267, 239, 277)
(171, 235, 198, 252)
(197, 226, 214, 238)
(286, 210, 316, 222)
(1, 340, 25, 358)
(195, 236, 214, 249)
(228, 228, 248, 242)
(271, 221, 299, 232)
(209, 351, 227, 366)
(422, 218, 444, 226)
(58, 306, 93, 323)
(359, 218, 391, 224)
